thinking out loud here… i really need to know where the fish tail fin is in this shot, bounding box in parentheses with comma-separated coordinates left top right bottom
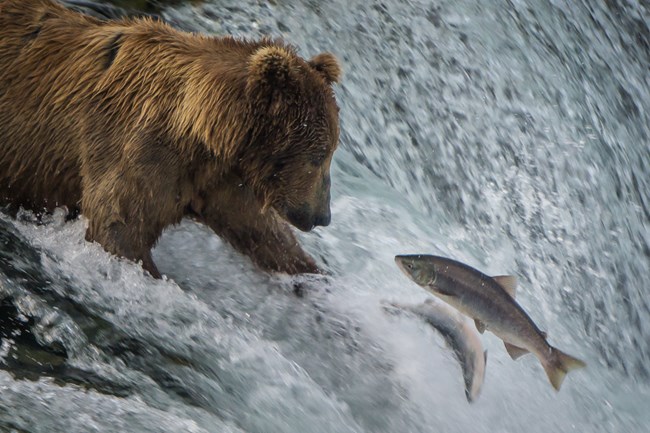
(542, 347, 587, 391)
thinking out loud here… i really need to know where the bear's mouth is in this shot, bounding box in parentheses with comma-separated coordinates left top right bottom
(274, 198, 330, 232)
(285, 206, 316, 232)
(286, 207, 331, 232)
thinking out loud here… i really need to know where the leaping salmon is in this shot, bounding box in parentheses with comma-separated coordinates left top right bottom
(394, 254, 586, 391)
(385, 299, 487, 402)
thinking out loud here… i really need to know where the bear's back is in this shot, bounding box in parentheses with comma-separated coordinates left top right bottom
(0, 0, 220, 212)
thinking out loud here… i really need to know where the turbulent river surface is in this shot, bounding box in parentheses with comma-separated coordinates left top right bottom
(1, 0, 649, 432)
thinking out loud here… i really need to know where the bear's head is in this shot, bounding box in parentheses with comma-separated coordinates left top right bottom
(242, 45, 342, 232)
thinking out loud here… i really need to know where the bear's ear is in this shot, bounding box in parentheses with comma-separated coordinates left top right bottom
(247, 46, 299, 110)
(308, 53, 342, 84)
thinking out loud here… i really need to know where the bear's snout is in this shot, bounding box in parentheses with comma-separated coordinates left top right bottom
(313, 208, 331, 227)
(282, 172, 332, 231)
(286, 203, 330, 232)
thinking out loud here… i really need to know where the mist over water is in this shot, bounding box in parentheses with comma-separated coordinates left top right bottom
(1, 0, 649, 432)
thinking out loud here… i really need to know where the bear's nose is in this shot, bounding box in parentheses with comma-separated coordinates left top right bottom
(313, 209, 331, 227)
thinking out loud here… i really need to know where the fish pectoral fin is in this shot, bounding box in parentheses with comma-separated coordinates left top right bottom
(492, 275, 517, 298)
(504, 342, 530, 360)
(474, 319, 487, 334)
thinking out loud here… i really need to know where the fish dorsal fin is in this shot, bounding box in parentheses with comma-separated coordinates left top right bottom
(492, 275, 517, 298)
(474, 319, 487, 334)
(504, 342, 530, 360)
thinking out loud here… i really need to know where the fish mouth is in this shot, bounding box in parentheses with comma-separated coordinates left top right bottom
(394, 254, 411, 269)
(394, 255, 411, 277)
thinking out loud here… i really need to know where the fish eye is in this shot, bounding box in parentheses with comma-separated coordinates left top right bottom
(406, 263, 413, 270)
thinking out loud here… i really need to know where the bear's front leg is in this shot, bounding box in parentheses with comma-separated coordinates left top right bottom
(81, 169, 173, 279)
(86, 220, 162, 278)
(198, 181, 321, 275)
(80, 134, 190, 279)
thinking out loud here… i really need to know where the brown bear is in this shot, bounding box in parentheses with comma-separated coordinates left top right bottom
(0, 0, 342, 278)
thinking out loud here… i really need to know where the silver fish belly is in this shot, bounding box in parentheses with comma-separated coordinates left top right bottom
(384, 299, 487, 402)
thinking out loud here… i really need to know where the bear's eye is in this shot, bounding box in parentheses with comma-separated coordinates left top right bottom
(273, 160, 286, 172)
(310, 154, 326, 166)
(309, 146, 329, 166)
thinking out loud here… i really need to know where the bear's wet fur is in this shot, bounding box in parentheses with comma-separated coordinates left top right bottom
(0, 0, 341, 277)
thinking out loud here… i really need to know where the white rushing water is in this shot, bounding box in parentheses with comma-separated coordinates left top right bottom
(1, 0, 649, 432)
